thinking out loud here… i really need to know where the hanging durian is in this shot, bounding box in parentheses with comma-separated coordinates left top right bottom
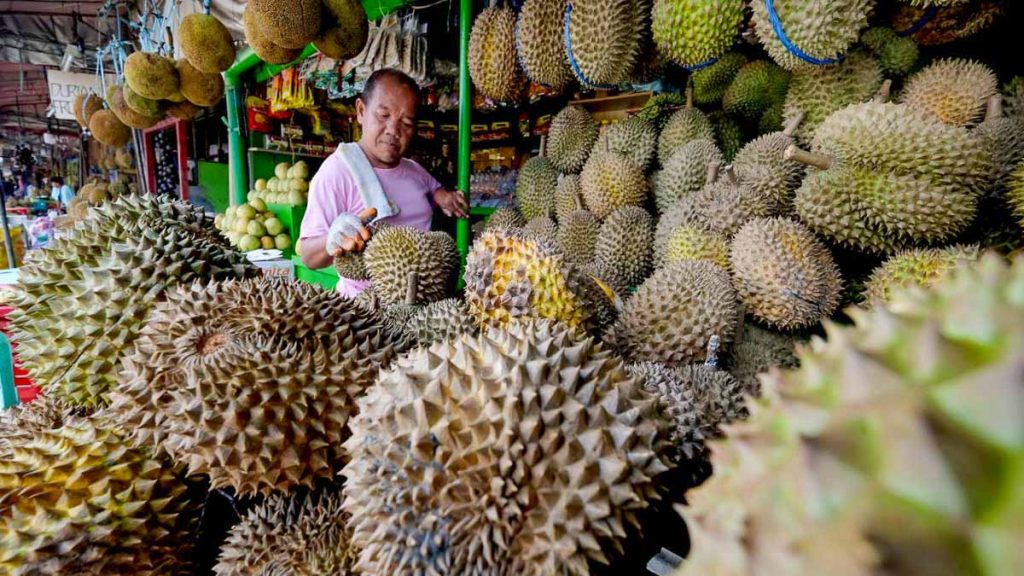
(469, 6, 525, 103)
(651, 0, 743, 70)
(516, 0, 573, 90)
(750, 0, 874, 71)
(566, 0, 644, 87)
(178, 13, 236, 73)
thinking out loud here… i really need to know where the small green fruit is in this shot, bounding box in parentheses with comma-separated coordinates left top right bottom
(247, 220, 266, 237)
(274, 234, 292, 250)
(264, 217, 284, 236)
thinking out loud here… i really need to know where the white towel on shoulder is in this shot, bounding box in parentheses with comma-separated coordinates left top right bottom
(336, 142, 399, 221)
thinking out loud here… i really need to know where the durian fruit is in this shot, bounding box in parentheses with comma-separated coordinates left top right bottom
(692, 168, 775, 238)
(1011, 161, 1024, 228)
(863, 244, 980, 304)
(580, 150, 649, 219)
(566, 0, 644, 87)
(657, 95, 715, 164)
(731, 113, 807, 214)
(334, 252, 370, 281)
(243, 5, 304, 65)
(711, 112, 746, 163)
(654, 139, 723, 213)
(892, 1, 1005, 46)
(0, 395, 79, 458)
(639, 91, 688, 130)
(1004, 77, 1024, 122)
(123, 82, 163, 118)
(484, 205, 527, 231)
(214, 489, 357, 575)
(758, 99, 786, 134)
(676, 254, 1024, 576)
(88, 109, 132, 147)
(900, 58, 998, 127)
(515, 156, 558, 220)
(178, 13, 236, 73)
(177, 58, 225, 108)
(725, 323, 800, 394)
(364, 226, 458, 305)
(861, 26, 919, 76)
(522, 216, 559, 247)
(791, 102, 991, 254)
(547, 105, 599, 174)
(315, 0, 369, 61)
(516, 0, 573, 90)
(597, 116, 658, 171)
(629, 361, 754, 461)
(750, 0, 874, 71)
(556, 209, 599, 266)
(975, 95, 1024, 198)
(651, 0, 744, 70)
(691, 52, 748, 105)
(594, 205, 654, 289)
(730, 217, 843, 330)
(427, 231, 461, 291)
(342, 320, 670, 574)
(555, 174, 583, 224)
(782, 51, 883, 143)
(124, 52, 180, 100)
(106, 277, 404, 495)
(167, 99, 203, 120)
(605, 260, 739, 366)
(463, 228, 603, 331)
(469, 6, 524, 103)
(654, 189, 702, 264)
(107, 84, 162, 129)
(722, 60, 791, 123)
(662, 224, 730, 269)
(406, 298, 479, 346)
(6, 195, 254, 408)
(0, 415, 197, 574)
(72, 91, 103, 129)
(248, 0, 322, 50)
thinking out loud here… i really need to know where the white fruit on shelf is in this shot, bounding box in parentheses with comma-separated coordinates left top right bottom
(274, 162, 290, 179)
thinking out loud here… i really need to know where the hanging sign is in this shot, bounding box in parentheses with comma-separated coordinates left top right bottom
(46, 70, 114, 121)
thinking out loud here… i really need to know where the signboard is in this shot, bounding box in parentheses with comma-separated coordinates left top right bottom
(46, 70, 114, 121)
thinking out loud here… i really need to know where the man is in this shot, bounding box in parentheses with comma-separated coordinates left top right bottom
(300, 68, 467, 297)
(49, 176, 75, 210)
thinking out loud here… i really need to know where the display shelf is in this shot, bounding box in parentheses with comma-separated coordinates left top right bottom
(247, 147, 332, 160)
(469, 206, 497, 216)
(292, 255, 338, 291)
(266, 203, 307, 248)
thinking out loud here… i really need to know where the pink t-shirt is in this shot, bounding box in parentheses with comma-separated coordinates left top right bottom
(300, 146, 442, 297)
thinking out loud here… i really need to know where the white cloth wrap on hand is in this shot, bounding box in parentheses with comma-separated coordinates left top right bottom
(325, 212, 367, 255)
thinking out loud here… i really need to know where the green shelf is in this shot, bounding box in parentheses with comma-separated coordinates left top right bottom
(292, 255, 339, 291)
(469, 206, 498, 216)
(267, 203, 307, 248)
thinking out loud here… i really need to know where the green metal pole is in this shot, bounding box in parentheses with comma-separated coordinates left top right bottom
(456, 0, 473, 284)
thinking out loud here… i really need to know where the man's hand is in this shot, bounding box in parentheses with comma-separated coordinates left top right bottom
(326, 208, 377, 256)
(432, 188, 469, 218)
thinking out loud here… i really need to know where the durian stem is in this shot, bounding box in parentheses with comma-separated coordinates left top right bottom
(406, 271, 419, 305)
(782, 111, 804, 137)
(539, 135, 548, 158)
(724, 166, 738, 185)
(784, 145, 833, 170)
(573, 192, 582, 211)
(685, 84, 694, 109)
(873, 79, 892, 103)
(706, 161, 721, 184)
(987, 95, 1004, 121)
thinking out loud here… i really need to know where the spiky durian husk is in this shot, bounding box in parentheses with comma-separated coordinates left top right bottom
(1004, 77, 1024, 122)
(580, 150, 649, 219)
(712, 112, 746, 163)
(214, 488, 356, 575)
(662, 224, 730, 269)
(594, 206, 654, 289)
(0, 396, 80, 459)
(515, 156, 559, 220)
(516, 0, 573, 90)
(725, 324, 801, 394)
(468, 6, 524, 103)
(693, 180, 775, 239)
(1010, 160, 1024, 228)
(750, 0, 874, 71)
(892, 1, 1003, 47)
(692, 52, 748, 105)
(104, 278, 403, 496)
(597, 116, 658, 171)
(975, 114, 1024, 198)
(0, 415, 197, 574)
(722, 60, 790, 122)
(731, 132, 806, 215)
(463, 228, 595, 331)
(900, 58, 997, 127)
(652, 0, 742, 70)
(547, 106, 599, 174)
(406, 298, 478, 346)
(654, 193, 702, 264)
(342, 320, 671, 575)
(566, 0, 642, 87)
(555, 174, 583, 224)
(657, 107, 715, 164)
(861, 26, 919, 76)
(795, 102, 991, 254)
(654, 139, 723, 213)
(782, 51, 883, 144)
(5, 195, 254, 409)
(863, 244, 980, 304)
(556, 209, 599, 266)
(334, 252, 370, 281)
(364, 226, 458, 305)
(676, 253, 1024, 576)
(485, 206, 527, 231)
(730, 217, 842, 331)
(523, 216, 559, 246)
(639, 92, 688, 130)
(605, 260, 739, 366)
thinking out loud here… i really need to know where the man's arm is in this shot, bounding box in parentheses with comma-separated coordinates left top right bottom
(431, 187, 469, 218)
(300, 236, 333, 270)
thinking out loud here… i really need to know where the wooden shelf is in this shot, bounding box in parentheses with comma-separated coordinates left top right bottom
(248, 147, 331, 159)
(570, 91, 654, 123)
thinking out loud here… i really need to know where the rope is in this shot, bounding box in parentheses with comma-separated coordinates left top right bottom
(897, 6, 939, 37)
(685, 57, 719, 72)
(563, 2, 619, 90)
(763, 0, 842, 66)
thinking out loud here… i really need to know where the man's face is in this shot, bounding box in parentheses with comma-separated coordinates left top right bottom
(356, 79, 418, 167)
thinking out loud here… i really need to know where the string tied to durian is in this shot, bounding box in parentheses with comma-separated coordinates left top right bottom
(763, 0, 844, 66)
(896, 6, 939, 37)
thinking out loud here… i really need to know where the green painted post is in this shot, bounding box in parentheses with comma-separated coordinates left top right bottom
(224, 48, 264, 207)
(456, 0, 473, 284)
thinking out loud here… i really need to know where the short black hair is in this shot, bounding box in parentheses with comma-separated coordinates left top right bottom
(361, 68, 421, 106)
(49, 176, 64, 185)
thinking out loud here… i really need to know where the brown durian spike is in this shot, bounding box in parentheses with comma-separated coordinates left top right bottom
(784, 145, 834, 170)
(782, 110, 805, 137)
